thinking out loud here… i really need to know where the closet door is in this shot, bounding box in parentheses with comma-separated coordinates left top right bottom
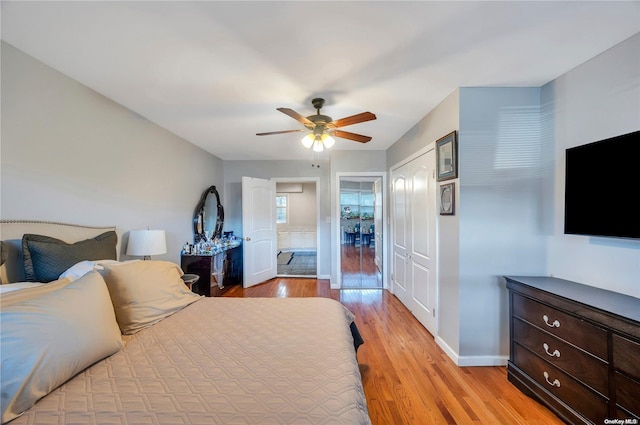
(408, 149, 437, 336)
(391, 149, 438, 336)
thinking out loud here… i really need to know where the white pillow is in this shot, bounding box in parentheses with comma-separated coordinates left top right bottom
(59, 259, 140, 282)
(0, 271, 123, 423)
(101, 260, 202, 334)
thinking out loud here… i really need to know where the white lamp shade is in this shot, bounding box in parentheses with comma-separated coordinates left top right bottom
(126, 229, 167, 256)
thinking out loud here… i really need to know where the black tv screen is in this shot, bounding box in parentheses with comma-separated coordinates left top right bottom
(564, 130, 640, 239)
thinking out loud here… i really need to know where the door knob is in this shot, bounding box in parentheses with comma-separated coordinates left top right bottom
(245, 236, 251, 241)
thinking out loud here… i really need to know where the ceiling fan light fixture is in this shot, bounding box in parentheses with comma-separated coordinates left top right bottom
(321, 133, 335, 149)
(312, 139, 324, 152)
(301, 134, 314, 148)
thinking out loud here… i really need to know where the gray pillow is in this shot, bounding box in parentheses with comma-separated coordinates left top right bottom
(22, 231, 117, 282)
(0, 241, 7, 266)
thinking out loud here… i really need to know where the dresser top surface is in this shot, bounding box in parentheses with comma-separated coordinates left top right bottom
(505, 275, 640, 324)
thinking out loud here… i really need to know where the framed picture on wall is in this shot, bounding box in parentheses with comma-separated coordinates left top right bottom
(436, 131, 458, 181)
(439, 183, 455, 215)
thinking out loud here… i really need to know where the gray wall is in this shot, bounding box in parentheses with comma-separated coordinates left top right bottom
(276, 182, 316, 230)
(1, 42, 223, 263)
(383, 34, 639, 365)
(544, 33, 640, 297)
(458, 87, 548, 361)
(385, 90, 461, 354)
(329, 150, 387, 286)
(222, 160, 331, 277)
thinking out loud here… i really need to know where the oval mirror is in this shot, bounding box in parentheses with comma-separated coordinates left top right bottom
(193, 185, 224, 242)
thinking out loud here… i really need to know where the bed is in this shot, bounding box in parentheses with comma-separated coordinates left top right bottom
(0, 220, 371, 425)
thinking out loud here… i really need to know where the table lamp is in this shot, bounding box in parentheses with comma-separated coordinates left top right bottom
(126, 229, 167, 260)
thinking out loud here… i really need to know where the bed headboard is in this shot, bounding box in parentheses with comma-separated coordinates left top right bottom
(0, 220, 118, 284)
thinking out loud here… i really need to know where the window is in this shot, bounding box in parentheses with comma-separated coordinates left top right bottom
(276, 195, 287, 224)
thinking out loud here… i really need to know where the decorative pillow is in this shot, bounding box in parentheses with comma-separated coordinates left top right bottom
(22, 231, 117, 282)
(101, 260, 202, 335)
(0, 241, 7, 266)
(0, 271, 123, 423)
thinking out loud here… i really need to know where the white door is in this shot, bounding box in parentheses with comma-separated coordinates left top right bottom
(391, 149, 438, 336)
(391, 167, 410, 306)
(242, 176, 277, 287)
(408, 149, 437, 335)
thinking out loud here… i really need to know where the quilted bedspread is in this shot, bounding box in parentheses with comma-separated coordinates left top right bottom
(10, 297, 371, 425)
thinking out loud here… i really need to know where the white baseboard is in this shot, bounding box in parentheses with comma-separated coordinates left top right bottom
(435, 336, 508, 367)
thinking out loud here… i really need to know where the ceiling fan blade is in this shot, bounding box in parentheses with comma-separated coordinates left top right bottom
(277, 108, 314, 126)
(333, 130, 372, 143)
(256, 129, 306, 136)
(329, 112, 376, 128)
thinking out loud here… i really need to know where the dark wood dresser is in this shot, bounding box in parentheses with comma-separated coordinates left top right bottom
(505, 276, 640, 424)
(181, 244, 242, 297)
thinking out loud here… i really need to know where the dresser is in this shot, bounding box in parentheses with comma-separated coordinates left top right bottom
(506, 276, 640, 424)
(181, 244, 242, 297)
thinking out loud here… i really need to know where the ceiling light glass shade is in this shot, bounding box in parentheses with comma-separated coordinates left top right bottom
(301, 134, 314, 148)
(321, 134, 335, 148)
(312, 139, 324, 152)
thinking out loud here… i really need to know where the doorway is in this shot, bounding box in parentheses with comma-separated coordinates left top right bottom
(338, 175, 384, 289)
(275, 179, 319, 278)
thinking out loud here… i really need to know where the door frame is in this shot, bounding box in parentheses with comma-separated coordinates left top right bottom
(334, 172, 388, 289)
(273, 177, 321, 278)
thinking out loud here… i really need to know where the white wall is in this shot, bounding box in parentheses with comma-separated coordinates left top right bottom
(1, 42, 223, 263)
(544, 33, 640, 297)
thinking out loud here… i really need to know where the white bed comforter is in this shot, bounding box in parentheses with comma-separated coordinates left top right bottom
(10, 297, 371, 425)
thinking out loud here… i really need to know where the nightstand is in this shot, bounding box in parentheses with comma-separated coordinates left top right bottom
(181, 273, 200, 291)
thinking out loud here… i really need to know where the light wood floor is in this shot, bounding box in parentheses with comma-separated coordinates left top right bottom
(341, 244, 380, 288)
(224, 278, 564, 425)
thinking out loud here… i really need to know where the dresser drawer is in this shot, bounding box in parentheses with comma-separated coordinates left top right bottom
(513, 318, 608, 395)
(512, 294, 608, 360)
(513, 343, 609, 423)
(615, 371, 640, 417)
(613, 334, 640, 380)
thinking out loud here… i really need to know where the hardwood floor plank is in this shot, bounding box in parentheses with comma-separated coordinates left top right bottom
(223, 278, 564, 424)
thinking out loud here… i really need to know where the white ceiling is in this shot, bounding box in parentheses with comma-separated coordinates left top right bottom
(2, 1, 639, 160)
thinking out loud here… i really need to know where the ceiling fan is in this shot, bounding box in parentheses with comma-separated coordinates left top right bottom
(256, 98, 376, 152)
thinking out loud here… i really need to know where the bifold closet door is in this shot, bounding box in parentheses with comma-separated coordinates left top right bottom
(391, 149, 438, 336)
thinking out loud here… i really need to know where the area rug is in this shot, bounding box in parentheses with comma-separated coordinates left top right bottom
(277, 251, 293, 265)
(278, 251, 317, 276)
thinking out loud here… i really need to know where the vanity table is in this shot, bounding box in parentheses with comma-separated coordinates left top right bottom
(183, 185, 242, 296)
(181, 243, 242, 297)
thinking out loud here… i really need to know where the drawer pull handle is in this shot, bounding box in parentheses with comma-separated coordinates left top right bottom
(543, 371, 560, 388)
(542, 314, 560, 328)
(543, 343, 560, 358)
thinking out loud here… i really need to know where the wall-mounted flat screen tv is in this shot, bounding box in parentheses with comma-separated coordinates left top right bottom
(564, 130, 639, 239)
